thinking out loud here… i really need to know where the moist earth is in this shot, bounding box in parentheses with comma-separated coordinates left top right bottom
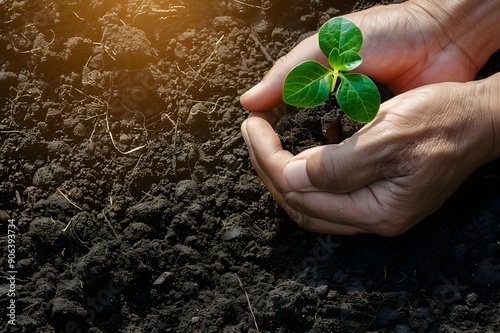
(1, 0, 500, 332)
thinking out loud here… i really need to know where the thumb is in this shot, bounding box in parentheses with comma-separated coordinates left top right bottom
(283, 142, 381, 193)
(240, 35, 326, 112)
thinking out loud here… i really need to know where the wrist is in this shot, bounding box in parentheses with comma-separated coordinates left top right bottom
(463, 72, 500, 164)
(409, 0, 500, 70)
(482, 72, 500, 161)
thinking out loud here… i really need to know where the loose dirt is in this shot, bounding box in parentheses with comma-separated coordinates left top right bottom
(1, 0, 499, 332)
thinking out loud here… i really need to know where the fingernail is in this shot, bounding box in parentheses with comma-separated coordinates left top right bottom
(284, 159, 312, 191)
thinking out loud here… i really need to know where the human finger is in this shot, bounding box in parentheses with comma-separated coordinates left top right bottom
(246, 104, 293, 128)
(241, 116, 371, 235)
(240, 35, 326, 112)
(283, 200, 372, 235)
(241, 116, 294, 193)
(282, 132, 390, 193)
(282, 181, 418, 236)
(281, 94, 421, 193)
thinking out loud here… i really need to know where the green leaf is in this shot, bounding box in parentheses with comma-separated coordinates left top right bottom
(319, 17, 363, 57)
(281, 16, 380, 124)
(328, 49, 363, 72)
(283, 60, 334, 107)
(337, 73, 380, 123)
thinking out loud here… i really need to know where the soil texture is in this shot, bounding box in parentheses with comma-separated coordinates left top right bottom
(1, 0, 500, 332)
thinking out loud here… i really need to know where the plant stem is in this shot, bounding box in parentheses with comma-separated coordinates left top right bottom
(331, 68, 340, 92)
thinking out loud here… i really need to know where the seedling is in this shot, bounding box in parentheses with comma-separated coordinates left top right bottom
(283, 17, 380, 123)
(63, 262, 74, 273)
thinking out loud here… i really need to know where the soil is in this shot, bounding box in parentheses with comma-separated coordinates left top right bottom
(1, 0, 499, 332)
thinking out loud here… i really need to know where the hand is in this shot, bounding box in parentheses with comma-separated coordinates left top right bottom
(241, 75, 500, 236)
(240, 0, 500, 111)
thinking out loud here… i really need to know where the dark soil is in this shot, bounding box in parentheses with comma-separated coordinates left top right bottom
(1, 0, 499, 332)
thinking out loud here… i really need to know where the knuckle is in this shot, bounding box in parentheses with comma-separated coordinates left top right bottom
(293, 214, 320, 233)
(370, 214, 415, 237)
(314, 154, 342, 190)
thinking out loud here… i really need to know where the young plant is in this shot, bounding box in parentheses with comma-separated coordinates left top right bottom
(283, 17, 380, 123)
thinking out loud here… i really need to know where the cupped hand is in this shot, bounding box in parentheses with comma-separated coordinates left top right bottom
(241, 75, 500, 236)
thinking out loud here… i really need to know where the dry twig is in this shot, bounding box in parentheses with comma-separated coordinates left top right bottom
(236, 275, 260, 332)
(57, 188, 83, 211)
(189, 96, 227, 115)
(9, 29, 56, 54)
(250, 33, 273, 62)
(183, 35, 225, 94)
(233, 0, 271, 10)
